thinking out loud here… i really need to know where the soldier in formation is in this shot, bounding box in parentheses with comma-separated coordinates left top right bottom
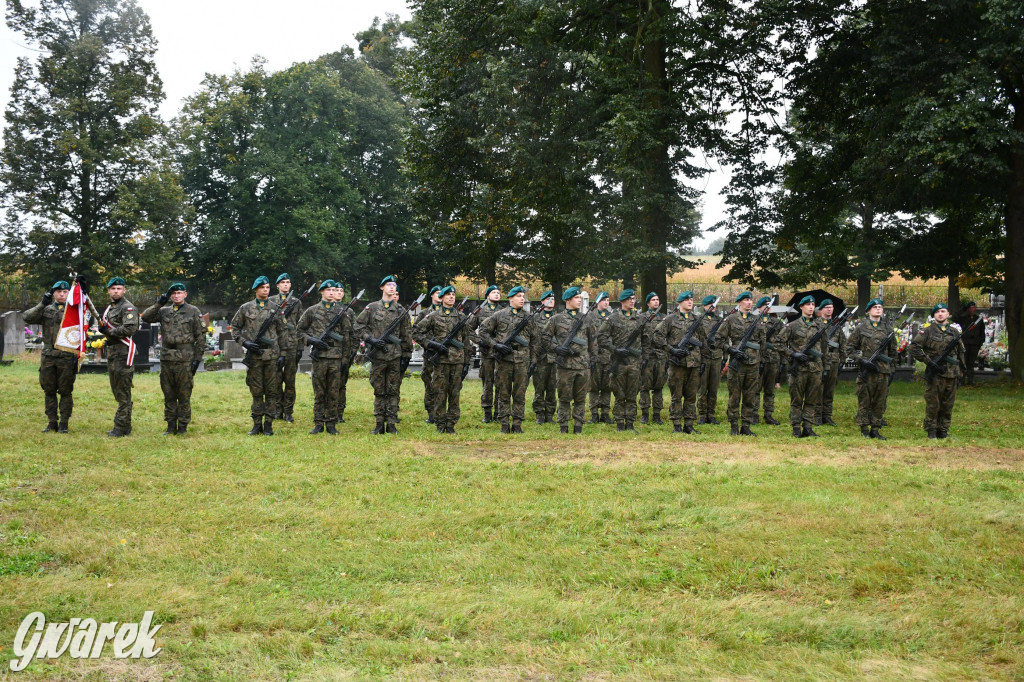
(356, 275, 412, 434)
(470, 285, 503, 423)
(24, 280, 78, 433)
(417, 285, 443, 422)
(477, 286, 538, 433)
(847, 298, 894, 440)
(638, 292, 666, 425)
(955, 301, 984, 385)
(697, 295, 724, 425)
(414, 285, 472, 433)
(271, 273, 304, 423)
(543, 287, 598, 434)
(231, 276, 287, 435)
(777, 294, 826, 438)
(752, 296, 782, 426)
(721, 291, 765, 436)
(298, 280, 352, 434)
(817, 299, 845, 426)
(332, 283, 358, 423)
(910, 303, 965, 438)
(587, 292, 613, 424)
(532, 290, 558, 424)
(98, 277, 140, 437)
(654, 291, 707, 434)
(600, 289, 647, 432)
(142, 283, 206, 435)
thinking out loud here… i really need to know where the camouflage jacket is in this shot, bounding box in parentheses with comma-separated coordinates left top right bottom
(640, 309, 667, 362)
(542, 308, 597, 370)
(412, 306, 472, 365)
(822, 319, 848, 366)
(355, 299, 413, 362)
(536, 308, 557, 363)
(101, 297, 140, 359)
(270, 292, 304, 352)
(600, 308, 652, 369)
(142, 302, 205, 363)
(477, 306, 539, 365)
(776, 316, 828, 373)
(231, 298, 287, 359)
(700, 311, 725, 361)
(24, 301, 75, 358)
(846, 318, 896, 375)
(653, 310, 707, 369)
(721, 311, 766, 366)
(468, 301, 503, 349)
(909, 321, 965, 379)
(590, 308, 613, 364)
(297, 300, 356, 361)
(761, 317, 785, 364)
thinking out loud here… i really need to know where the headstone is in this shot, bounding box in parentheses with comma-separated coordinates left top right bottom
(223, 338, 244, 360)
(1, 310, 26, 360)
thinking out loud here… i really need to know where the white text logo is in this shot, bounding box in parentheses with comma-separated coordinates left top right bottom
(10, 611, 162, 672)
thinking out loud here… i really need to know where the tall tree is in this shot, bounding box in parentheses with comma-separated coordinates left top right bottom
(0, 0, 187, 288)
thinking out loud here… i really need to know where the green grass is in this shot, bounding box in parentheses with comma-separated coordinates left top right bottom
(1, 357, 1022, 680)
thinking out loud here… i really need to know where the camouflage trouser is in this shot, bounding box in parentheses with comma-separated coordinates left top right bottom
(336, 359, 352, 418)
(789, 370, 822, 429)
(369, 358, 402, 423)
(697, 356, 722, 421)
(610, 364, 641, 424)
(556, 366, 589, 427)
(421, 360, 435, 415)
(855, 372, 890, 427)
(431, 363, 465, 427)
(39, 353, 77, 424)
(923, 375, 958, 433)
(160, 360, 195, 425)
(753, 360, 779, 418)
(495, 360, 530, 424)
(639, 359, 666, 414)
(532, 360, 557, 419)
(667, 363, 701, 427)
(107, 353, 134, 429)
(963, 344, 981, 385)
(480, 356, 496, 410)
(726, 362, 759, 427)
(275, 351, 298, 417)
(246, 360, 280, 419)
(588, 361, 612, 418)
(819, 360, 840, 420)
(312, 357, 342, 425)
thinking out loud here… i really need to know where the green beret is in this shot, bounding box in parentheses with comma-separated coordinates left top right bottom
(562, 286, 581, 301)
(618, 289, 636, 302)
(429, 285, 442, 295)
(335, 281, 345, 290)
(645, 292, 658, 304)
(817, 298, 833, 309)
(798, 295, 816, 307)
(967, 301, 976, 307)
(106, 276, 126, 288)
(931, 303, 948, 315)
(677, 290, 694, 303)
(438, 285, 455, 297)
(507, 285, 526, 297)
(318, 279, 335, 291)
(168, 282, 187, 293)
(485, 285, 500, 297)
(276, 273, 290, 284)
(380, 275, 397, 287)
(701, 295, 716, 306)
(540, 289, 554, 301)
(595, 291, 609, 303)
(866, 298, 883, 309)
(755, 295, 772, 308)
(251, 275, 269, 290)
(51, 280, 70, 291)
(735, 291, 752, 302)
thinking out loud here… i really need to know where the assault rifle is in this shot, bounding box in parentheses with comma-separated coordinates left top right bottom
(723, 309, 764, 372)
(423, 296, 473, 365)
(492, 304, 543, 360)
(363, 293, 426, 363)
(610, 305, 662, 376)
(705, 303, 737, 354)
(856, 304, 912, 381)
(821, 305, 858, 379)
(242, 281, 317, 368)
(788, 304, 857, 377)
(924, 315, 982, 385)
(666, 301, 712, 368)
(553, 303, 594, 368)
(308, 289, 365, 362)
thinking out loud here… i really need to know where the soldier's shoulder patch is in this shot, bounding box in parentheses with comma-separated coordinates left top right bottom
(922, 322, 931, 329)
(126, 313, 134, 319)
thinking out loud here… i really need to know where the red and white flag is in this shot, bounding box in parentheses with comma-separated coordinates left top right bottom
(102, 304, 137, 367)
(54, 281, 89, 368)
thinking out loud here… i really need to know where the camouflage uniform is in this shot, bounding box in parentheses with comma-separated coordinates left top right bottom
(954, 310, 984, 385)
(777, 316, 827, 431)
(271, 292, 304, 420)
(356, 300, 413, 427)
(697, 311, 725, 423)
(654, 310, 707, 430)
(531, 308, 558, 422)
(231, 298, 287, 424)
(847, 318, 896, 429)
(297, 300, 354, 428)
(599, 308, 648, 428)
(469, 301, 503, 419)
(478, 306, 539, 429)
(142, 301, 205, 429)
(722, 311, 766, 430)
(753, 317, 784, 423)
(415, 303, 442, 419)
(910, 321, 965, 436)
(24, 300, 79, 428)
(638, 309, 667, 422)
(819, 321, 848, 423)
(413, 305, 471, 430)
(542, 309, 598, 430)
(102, 297, 140, 433)
(588, 308, 613, 422)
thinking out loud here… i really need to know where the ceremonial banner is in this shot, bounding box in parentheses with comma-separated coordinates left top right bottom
(53, 282, 88, 367)
(102, 303, 137, 366)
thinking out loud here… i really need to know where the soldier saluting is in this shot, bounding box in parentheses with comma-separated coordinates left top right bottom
(356, 275, 413, 435)
(24, 280, 78, 433)
(231, 275, 287, 436)
(141, 283, 206, 435)
(413, 285, 471, 434)
(97, 277, 139, 438)
(910, 303, 966, 439)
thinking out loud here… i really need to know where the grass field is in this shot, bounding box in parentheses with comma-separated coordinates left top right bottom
(1, 357, 1022, 680)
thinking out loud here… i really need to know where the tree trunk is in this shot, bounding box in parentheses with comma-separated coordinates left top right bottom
(947, 275, 961, 318)
(857, 275, 872, 311)
(1006, 106, 1024, 382)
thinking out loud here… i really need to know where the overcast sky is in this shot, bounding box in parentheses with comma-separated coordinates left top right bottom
(0, 0, 727, 242)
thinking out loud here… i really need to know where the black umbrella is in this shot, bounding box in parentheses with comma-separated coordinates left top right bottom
(783, 290, 846, 322)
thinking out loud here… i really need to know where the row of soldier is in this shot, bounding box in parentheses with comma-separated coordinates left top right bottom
(26, 274, 967, 440)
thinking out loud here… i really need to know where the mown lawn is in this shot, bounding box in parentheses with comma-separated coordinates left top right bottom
(1, 357, 1022, 680)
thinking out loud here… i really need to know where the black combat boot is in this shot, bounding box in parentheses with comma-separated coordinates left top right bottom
(697, 416, 706, 425)
(730, 422, 739, 436)
(263, 417, 274, 436)
(601, 412, 614, 425)
(802, 425, 820, 438)
(587, 413, 598, 424)
(927, 430, 937, 439)
(436, 423, 446, 434)
(793, 425, 803, 438)
(371, 422, 386, 434)
(177, 422, 188, 435)
(640, 408, 649, 424)
(861, 425, 871, 438)
(512, 423, 523, 434)
(57, 422, 69, 433)
(623, 422, 637, 433)
(869, 427, 886, 440)
(616, 421, 625, 432)
(337, 414, 345, 423)
(500, 421, 510, 434)
(481, 408, 492, 424)
(325, 422, 338, 435)
(248, 418, 263, 436)
(937, 430, 948, 439)
(822, 417, 837, 426)
(283, 413, 294, 423)
(42, 422, 58, 433)
(536, 417, 545, 425)
(309, 423, 324, 434)
(164, 421, 177, 436)
(673, 424, 683, 433)
(683, 424, 700, 435)
(765, 415, 781, 426)
(425, 417, 434, 424)
(709, 417, 721, 425)
(107, 427, 127, 438)
(652, 411, 664, 425)
(445, 424, 455, 434)
(740, 425, 756, 436)
(560, 424, 569, 434)
(573, 423, 583, 434)
(880, 419, 889, 427)
(386, 423, 398, 434)
(814, 417, 822, 426)
(752, 415, 760, 425)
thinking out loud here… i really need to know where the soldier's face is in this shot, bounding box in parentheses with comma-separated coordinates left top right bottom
(277, 280, 291, 295)
(542, 298, 554, 309)
(647, 295, 660, 310)
(382, 282, 397, 299)
(597, 299, 609, 310)
(54, 289, 69, 304)
(621, 296, 636, 311)
(566, 295, 582, 311)
(510, 292, 525, 308)
(679, 298, 693, 313)
(171, 290, 187, 305)
(934, 308, 950, 323)
(869, 304, 883, 319)
(255, 284, 270, 299)
(334, 288, 344, 302)
(820, 304, 833, 319)
(488, 289, 501, 302)
(967, 305, 976, 315)
(738, 298, 752, 312)
(442, 292, 456, 307)
(108, 285, 125, 300)
(801, 302, 815, 317)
